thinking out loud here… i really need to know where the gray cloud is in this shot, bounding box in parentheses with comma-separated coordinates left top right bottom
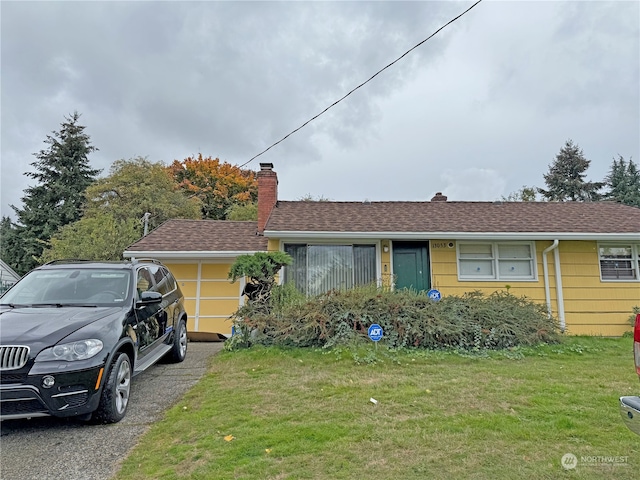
(1, 1, 638, 218)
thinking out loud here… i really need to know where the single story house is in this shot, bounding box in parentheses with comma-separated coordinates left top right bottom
(125, 163, 640, 337)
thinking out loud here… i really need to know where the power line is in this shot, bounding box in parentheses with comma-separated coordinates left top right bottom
(240, 0, 483, 168)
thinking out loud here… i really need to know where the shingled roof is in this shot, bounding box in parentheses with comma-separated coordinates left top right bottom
(124, 201, 640, 255)
(125, 219, 267, 253)
(264, 201, 640, 238)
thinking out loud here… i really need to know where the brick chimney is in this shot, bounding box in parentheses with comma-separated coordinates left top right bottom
(431, 192, 447, 202)
(257, 163, 278, 234)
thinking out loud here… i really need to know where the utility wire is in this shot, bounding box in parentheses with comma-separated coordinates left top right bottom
(240, 0, 483, 168)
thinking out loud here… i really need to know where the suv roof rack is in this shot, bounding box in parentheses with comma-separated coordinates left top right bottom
(130, 258, 164, 266)
(44, 259, 93, 265)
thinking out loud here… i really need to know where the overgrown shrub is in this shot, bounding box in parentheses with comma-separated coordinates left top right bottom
(226, 286, 561, 351)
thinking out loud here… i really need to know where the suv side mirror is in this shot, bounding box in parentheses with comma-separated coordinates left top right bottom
(136, 291, 162, 307)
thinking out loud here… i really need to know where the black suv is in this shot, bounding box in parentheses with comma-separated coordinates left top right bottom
(0, 259, 188, 423)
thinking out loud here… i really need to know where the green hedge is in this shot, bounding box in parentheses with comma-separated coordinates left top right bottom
(228, 285, 561, 350)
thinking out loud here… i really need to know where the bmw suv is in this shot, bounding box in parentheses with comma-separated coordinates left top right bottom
(0, 259, 188, 423)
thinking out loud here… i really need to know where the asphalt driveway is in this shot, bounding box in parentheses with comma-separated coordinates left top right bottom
(0, 341, 223, 480)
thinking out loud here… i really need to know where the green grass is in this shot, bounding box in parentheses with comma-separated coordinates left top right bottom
(115, 337, 640, 479)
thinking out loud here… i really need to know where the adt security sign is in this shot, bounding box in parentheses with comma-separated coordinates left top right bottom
(368, 324, 383, 342)
(427, 289, 442, 302)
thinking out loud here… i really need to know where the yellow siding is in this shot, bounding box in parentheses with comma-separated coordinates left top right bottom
(163, 238, 638, 337)
(165, 263, 197, 279)
(430, 240, 550, 305)
(199, 299, 241, 317)
(198, 317, 234, 334)
(178, 281, 198, 297)
(429, 240, 638, 336)
(201, 263, 231, 278)
(186, 317, 197, 333)
(268, 239, 280, 251)
(200, 281, 240, 297)
(155, 260, 243, 335)
(184, 299, 197, 316)
(566, 324, 630, 337)
(558, 241, 638, 334)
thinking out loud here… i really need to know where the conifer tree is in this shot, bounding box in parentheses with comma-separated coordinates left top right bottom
(538, 140, 604, 202)
(604, 155, 640, 208)
(9, 112, 100, 274)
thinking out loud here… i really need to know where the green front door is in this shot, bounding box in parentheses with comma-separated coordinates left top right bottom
(392, 242, 430, 292)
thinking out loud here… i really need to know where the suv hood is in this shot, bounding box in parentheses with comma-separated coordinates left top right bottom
(0, 306, 122, 352)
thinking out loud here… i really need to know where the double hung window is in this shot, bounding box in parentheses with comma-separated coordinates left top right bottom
(599, 244, 639, 281)
(457, 242, 536, 281)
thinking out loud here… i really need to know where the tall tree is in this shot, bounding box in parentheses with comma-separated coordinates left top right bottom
(0, 216, 21, 269)
(537, 140, 604, 202)
(227, 202, 258, 221)
(501, 186, 538, 202)
(167, 154, 258, 219)
(9, 112, 100, 274)
(604, 156, 640, 208)
(84, 157, 201, 228)
(39, 212, 140, 263)
(40, 157, 202, 263)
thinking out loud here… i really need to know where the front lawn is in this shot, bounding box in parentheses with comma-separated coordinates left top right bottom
(115, 337, 639, 479)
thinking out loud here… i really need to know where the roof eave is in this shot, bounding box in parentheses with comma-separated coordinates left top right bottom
(122, 250, 264, 260)
(263, 231, 640, 241)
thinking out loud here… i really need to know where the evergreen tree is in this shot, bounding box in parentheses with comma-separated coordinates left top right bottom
(10, 112, 100, 274)
(604, 156, 640, 208)
(0, 216, 20, 270)
(538, 140, 604, 202)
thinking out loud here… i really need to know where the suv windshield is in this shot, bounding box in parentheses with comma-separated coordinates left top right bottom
(0, 268, 132, 307)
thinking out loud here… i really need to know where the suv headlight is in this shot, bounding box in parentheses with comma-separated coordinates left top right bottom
(36, 339, 104, 362)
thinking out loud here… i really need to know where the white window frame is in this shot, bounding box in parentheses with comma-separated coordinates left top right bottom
(282, 242, 380, 295)
(457, 241, 537, 282)
(598, 243, 640, 282)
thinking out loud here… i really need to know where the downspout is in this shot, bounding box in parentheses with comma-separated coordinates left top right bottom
(542, 240, 565, 333)
(553, 245, 566, 333)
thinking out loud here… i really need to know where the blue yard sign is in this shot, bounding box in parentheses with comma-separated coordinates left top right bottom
(427, 289, 442, 302)
(368, 324, 383, 342)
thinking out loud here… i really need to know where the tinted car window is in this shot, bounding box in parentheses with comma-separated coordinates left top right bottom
(1, 268, 131, 306)
(136, 267, 155, 299)
(152, 267, 177, 296)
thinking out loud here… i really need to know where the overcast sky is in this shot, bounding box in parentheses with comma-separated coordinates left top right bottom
(2, 0, 638, 220)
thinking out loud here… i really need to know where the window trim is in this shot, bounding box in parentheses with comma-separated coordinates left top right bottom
(282, 241, 381, 294)
(456, 241, 538, 282)
(598, 243, 640, 282)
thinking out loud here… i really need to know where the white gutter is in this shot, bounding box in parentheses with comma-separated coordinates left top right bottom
(542, 240, 565, 333)
(264, 231, 640, 241)
(123, 250, 264, 260)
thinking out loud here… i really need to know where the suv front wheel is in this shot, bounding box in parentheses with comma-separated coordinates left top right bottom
(93, 352, 132, 423)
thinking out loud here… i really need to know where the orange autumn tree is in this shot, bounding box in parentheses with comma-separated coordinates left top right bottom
(167, 154, 258, 220)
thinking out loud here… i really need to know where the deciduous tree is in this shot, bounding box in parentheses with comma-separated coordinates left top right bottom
(39, 213, 139, 263)
(168, 154, 258, 219)
(501, 186, 538, 202)
(84, 157, 201, 228)
(537, 140, 604, 202)
(226, 202, 258, 221)
(40, 157, 201, 262)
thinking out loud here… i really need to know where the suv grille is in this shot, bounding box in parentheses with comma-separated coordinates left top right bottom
(0, 346, 30, 370)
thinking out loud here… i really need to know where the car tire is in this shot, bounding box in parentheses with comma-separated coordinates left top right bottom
(93, 352, 132, 424)
(170, 319, 187, 363)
